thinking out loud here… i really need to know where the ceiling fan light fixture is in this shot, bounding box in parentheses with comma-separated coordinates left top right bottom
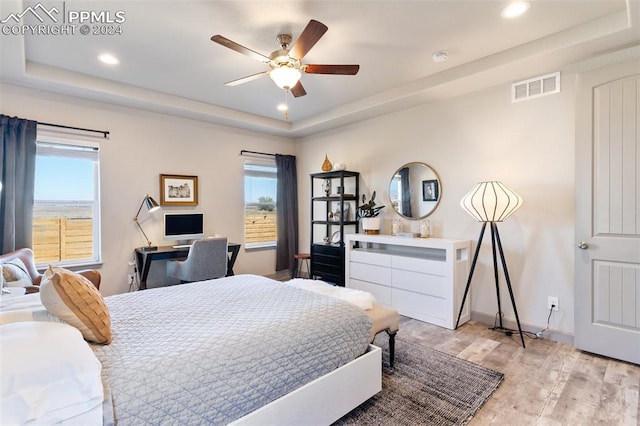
(269, 66, 301, 90)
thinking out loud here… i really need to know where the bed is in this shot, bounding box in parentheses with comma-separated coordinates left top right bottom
(1, 273, 381, 425)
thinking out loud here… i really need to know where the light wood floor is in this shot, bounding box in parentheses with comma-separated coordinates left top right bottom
(398, 317, 640, 426)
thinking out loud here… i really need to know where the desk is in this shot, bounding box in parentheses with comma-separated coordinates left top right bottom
(134, 243, 241, 290)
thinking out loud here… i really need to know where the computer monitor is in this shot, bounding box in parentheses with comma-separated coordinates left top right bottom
(163, 213, 204, 243)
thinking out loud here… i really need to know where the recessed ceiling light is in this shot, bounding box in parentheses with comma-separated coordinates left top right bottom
(277, 104, 288, 112)
(98, 53, 119, 65)
(501, 1, 530, 18)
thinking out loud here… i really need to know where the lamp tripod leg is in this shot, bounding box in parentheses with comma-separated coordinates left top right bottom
(493, 222, 526, 348)
(455, 222, 487, 329)
(490, 223, 504, 329)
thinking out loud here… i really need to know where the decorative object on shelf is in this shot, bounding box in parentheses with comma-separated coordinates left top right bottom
(322, 178, 331, 195)
(392, 218, 401, 235)
(333, 162, 347, 171)
(456, 181, 525, 347)
(420, 219, 431, 238)
(133, 194, 161, 251)
(357, 191, 385, 235)
(332, 202, 350, 221)
(321, 154, 333, 172)
(330, 230, 341, 243)
(422, 179, 439, 201)
(160, 174, 198, 206)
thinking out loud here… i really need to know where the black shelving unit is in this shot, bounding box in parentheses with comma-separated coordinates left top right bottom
(310, 170, 360, 286)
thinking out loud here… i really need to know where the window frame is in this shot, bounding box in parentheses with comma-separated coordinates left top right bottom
(243, 158, 277, 251)
(33, 136, 102, 268)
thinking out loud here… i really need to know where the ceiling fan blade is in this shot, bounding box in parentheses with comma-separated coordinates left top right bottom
(225, 71, 269, 86)
(303, 64, 360, 75)
(290, 81, 307, 97)
(289, 20, 328, 60)
(211, 35, 270, 63)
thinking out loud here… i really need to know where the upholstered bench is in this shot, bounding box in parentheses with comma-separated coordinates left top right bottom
(366, 304, 400, 367)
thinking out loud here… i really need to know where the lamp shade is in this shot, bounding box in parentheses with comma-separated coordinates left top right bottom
(144, 195, 160, 213)
(269, 66, 301, 89)
(460, 181, 522, 222)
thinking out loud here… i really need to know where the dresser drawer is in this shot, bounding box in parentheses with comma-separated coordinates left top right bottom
(349, 278, 392, 305)
(391, 255, 447, 276)
(392, 288, 446, 325)
(350, 250, 392, 267)
(392, 269, 446, 298)
(350, 262, 392, 286)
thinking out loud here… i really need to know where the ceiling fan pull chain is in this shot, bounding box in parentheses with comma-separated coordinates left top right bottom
(284, 89, 289, 121)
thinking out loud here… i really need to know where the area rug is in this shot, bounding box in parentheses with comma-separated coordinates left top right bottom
(334, 336, 504, 425)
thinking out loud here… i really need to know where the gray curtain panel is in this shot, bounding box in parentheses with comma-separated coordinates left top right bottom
(275, 154, 298, 277)
(0, 115, 37, 253)
(400, 167, 412, 217)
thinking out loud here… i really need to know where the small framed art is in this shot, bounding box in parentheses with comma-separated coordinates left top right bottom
(422, 179, 439, 202)
(160, 174, 198, 206)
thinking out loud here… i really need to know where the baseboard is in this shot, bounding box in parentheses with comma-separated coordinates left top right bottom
(471, 310, 574, 346)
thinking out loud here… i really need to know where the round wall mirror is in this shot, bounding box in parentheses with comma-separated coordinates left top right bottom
(389, 162, 442, 220)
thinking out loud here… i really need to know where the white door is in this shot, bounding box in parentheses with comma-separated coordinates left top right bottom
(575, 60, 640, 365)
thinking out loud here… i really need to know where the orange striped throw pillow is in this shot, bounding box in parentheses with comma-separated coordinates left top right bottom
(40, 266, 112, 344)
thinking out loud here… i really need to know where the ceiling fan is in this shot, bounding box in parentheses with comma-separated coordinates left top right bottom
(211, 19, 359, 97)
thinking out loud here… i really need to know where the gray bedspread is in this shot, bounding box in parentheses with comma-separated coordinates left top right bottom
(91, 274, 372, 425)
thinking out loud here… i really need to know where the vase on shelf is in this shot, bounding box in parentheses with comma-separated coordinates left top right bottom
(392, 218, 401, 235)
(420, 219, 431, 238)
(322, 178, 331, 196)
(321, 155, 333, 172)
(362, 217, 381, 235)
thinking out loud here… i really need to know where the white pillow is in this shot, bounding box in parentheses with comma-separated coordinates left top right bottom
(0, 292, 63, 325)
(286, 278, 377, 310)
(4, 278, 32, 288)
(0, 322, 104, 425)
(1, 259, 32, 286)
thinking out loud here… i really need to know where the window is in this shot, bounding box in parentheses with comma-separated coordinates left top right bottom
(244, 159, 277, 249)
(32, 140, 101, 267)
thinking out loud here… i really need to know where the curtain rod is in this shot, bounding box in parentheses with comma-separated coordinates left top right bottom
(240, 150, 275, 157)
(39, 121, 110, 138)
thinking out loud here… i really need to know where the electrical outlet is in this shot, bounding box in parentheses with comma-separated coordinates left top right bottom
(547, 296, 559, 311)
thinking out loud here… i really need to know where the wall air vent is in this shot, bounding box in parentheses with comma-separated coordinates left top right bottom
(511, 72, 560, 102)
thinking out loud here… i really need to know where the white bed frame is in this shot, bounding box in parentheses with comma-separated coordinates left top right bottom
(231, 344, 382, 425)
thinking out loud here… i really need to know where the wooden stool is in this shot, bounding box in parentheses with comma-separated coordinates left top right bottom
(294, 253, 311, 278)
(366, 304, 400, 367)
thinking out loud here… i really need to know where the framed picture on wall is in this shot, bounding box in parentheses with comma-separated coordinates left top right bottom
(422, 179, 439, 202)
(332, 202, 351, 221)
(160, 174, 198, 206)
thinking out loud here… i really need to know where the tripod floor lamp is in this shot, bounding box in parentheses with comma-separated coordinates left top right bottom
(455, 181, 526, 348)
(134, 194, 161, 251)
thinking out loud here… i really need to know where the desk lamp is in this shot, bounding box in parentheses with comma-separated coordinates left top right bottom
(134, 194, 161, 251)
(456, 181, 526, 347)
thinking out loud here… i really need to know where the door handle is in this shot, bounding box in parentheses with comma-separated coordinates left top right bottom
(574, 241, 589, 249)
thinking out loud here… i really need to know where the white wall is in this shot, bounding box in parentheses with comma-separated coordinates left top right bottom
(1, 73, 579, 335)
(296, 75, 576, 335)
(1, 84, 296, 296)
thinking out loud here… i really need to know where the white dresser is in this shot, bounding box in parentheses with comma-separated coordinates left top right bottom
(344, 234, 471, 329)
